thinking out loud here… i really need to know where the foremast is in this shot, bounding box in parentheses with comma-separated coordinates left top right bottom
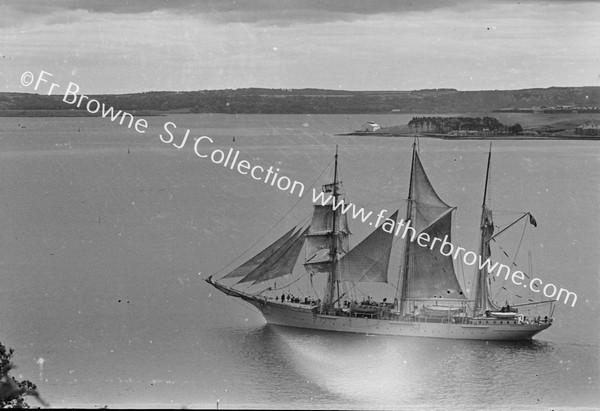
(303, 145, 349, 314)
(324, 146, 340, 312)
(217, 145, 390, 312)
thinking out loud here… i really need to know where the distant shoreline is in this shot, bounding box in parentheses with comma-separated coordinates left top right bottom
(340, 132, 600, 141)
(0, 109, 166, 117)
(1, 86, 598, 115)
(4, 110, 598, 141)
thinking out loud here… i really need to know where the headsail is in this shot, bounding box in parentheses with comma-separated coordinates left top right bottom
(337, 210, 399, 283)
(237, 227, 309, 285)
(251, 227, 309, 285)
(221, 226, 298, 279)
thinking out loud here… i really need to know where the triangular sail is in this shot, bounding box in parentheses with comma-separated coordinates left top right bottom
(402, 148, 466, 305)
(237, 227, 307, 284)
(252, 227, 309, 285)
(404, 211, 465, 299)
(222, 226, 297, 279)
(337, 210, 399, 283)
(412, 152, 453, 233)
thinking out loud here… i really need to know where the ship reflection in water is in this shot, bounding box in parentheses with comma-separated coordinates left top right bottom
(228, 324, 578, 409)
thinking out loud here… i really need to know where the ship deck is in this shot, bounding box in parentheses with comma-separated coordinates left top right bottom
(206, 277, 552, 340)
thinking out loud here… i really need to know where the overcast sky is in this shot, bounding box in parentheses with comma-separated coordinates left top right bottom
(1, 0, 599, 94)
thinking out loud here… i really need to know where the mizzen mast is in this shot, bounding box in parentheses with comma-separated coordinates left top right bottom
(473, 143, 497, 315)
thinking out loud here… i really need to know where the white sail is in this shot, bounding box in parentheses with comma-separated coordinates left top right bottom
(237, 227, 307, 284)
(401, 149, 466, 304)
(304, 185, 349, 275)
(337, 210, 399, 283)
(221, 226, 298, 279)
(251, 227, 309, 285)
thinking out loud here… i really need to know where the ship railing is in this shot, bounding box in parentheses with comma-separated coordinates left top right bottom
(509, 299, 556, 322)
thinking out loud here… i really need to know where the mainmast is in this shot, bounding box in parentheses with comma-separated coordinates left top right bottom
(399, 141, 417, 315)
(397, 140, 465, 315)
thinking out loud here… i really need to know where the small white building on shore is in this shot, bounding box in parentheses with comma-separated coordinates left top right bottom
(360, 121, 381, 132)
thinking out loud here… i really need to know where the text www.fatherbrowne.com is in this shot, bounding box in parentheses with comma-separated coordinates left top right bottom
(312, 188, 577, 307)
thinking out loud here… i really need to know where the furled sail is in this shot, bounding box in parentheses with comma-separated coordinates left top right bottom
(472, 145, 502, 314)
(403, 150, 466, 300)
(221, 226, 298, 279)
(237, 227, 308, 284)
(337, 210, 399, 283)
(473, 202, 500, 312)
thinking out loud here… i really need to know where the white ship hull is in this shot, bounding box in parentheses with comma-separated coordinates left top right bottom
(249, 300, 548, 340)
(202, 277, 551, 341)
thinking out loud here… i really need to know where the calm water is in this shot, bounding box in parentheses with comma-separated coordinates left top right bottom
(0, 113, 598, 409)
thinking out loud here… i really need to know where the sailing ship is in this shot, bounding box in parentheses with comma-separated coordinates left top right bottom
(206, 142, 555, 340)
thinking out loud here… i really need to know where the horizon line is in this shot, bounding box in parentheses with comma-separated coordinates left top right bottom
(3, 84, 600, 97)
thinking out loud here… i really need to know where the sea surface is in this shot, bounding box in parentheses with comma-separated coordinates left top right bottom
(0, 113, 598, 409)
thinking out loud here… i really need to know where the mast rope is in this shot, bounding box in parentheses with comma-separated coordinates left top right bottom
(309, 274, 321, 301)
(294, 284, 306, 298)
(512, 217, 529, 272)
(353, 148, 413, 209)
(457, 248, 469, 298)
(214, 156, 335, 278)
(267, 272, 308, 292)
(394, 240, 406, 300)
(236, 219, 311, 292)
(491, 217, 531, 303)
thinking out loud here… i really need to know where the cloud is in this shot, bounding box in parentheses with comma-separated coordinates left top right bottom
(0, 0, 452, 30)
(5, 0, 461, 16)
(0, 0, 593, 26)
(1, 0, 598, 93)
(4, 0, 589, 27)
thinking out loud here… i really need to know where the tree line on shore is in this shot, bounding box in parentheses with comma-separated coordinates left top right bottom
(1, 86, 598, 115)
(408, 116, 523, 135)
